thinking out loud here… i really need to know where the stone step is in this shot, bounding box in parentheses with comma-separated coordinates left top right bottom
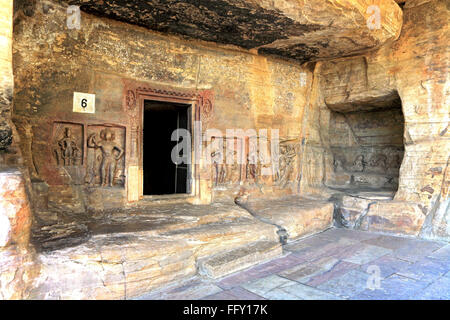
(198, 240, 283, 279)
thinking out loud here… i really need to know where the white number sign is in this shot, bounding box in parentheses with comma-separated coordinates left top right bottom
(73, 92, 95, 113)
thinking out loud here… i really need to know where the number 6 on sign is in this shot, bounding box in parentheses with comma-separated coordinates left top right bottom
(73, 92, 95, 113)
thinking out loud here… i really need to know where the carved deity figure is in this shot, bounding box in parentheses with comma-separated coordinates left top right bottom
(350, 155, 366, 172)
(276, 144, 296, 187)
(210, 137, 226, 186)
(54, 127, 80, 166)
(126, 90, 136, 110)
(87, 128, 124, 187)
(246, 150, 258, 183)
(225, 149, 240, 184)
(212, 150, 226, 186)
(369, 154, 387, 169)
(333, 157, 345, 172)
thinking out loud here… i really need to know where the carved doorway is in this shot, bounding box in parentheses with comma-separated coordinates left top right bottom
(124, 82, 214, 203)
(143, 100, 191, 195)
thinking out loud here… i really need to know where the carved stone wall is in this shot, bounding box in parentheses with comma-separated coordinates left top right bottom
(11, 0, 449, 242)
(13, 1, 310, 210)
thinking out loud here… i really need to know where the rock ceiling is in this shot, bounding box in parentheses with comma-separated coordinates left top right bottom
(58, 0, 403, 63)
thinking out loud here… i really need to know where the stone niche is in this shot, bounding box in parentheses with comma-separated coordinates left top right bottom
(326, 93, 405, 194)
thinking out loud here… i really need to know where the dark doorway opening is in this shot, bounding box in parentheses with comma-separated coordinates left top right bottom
(143, 100, 191, 195)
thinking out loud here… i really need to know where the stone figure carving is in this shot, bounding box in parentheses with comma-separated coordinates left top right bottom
(202, 99, 212, 119)
(225, 149, 240, 184)
(350, 155, 366, 172)
(333, 157, 345, 172)
(210, 137, 226, 186)
(212, 150, 226, 186)
(85, 152, 103, 186)
(246, 156, 257, 182)
(54, 127, 81, 166)
(210, 137, 243, 187)
(369, 154, 387, 169)
(87, 128, 124, 187)
(246, 145, 259, 182)
(126, 90, 136, 110)
(259, 150, 274, 184)
(275, 144, 297, 187)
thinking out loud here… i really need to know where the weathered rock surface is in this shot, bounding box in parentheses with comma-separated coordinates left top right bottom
(198, 240, 282, 279)
(360, 201, 428, 237)
(28, 202, 282, 299)
(315, 0, 450, 240)
(32, 222, 91, 252)
(244, 196, 334, 241)
(0, 169, 32, 248)
(0, 246, 39, 300)
(334, 191, 395, 229)
(31, 201, 262, 251)
(31, 234, 196, 299)
(0, 0, 13, 150)
(0, 169, 39, 299)
(2, 0, 448, 301)
(56, 0, 402, 63)
(333, 190, 429, 237)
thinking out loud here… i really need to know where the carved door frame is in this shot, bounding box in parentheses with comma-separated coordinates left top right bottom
(123, 80, 214, 203)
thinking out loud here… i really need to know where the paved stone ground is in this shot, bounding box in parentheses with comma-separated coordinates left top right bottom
(136, 228, 450, 300)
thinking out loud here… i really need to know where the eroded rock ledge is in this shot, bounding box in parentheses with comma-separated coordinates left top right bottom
(52, 0, 403, 63)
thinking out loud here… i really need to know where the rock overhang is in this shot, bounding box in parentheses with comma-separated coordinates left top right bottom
(54, 0, 404, 63)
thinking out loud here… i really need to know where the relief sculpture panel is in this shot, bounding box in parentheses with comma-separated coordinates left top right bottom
(274, 140, 300, 188)
(240, 137, 301, 188)
(208, 136, 244, 188)
(52, 122, 83, 166)
(331, 148, 403, 190)
(85, 125, 126, 188)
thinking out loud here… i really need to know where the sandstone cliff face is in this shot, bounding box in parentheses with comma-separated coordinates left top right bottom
(0, 0, 13, 151)
(313, 0, 449, 240)
(9, 0, 448, 241)
(0, 169, 39, 299)
(0, 0, 448, 301)
(0, 0, 39, 300)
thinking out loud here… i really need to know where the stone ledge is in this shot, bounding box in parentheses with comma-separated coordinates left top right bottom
(244, 196, 335, 241)
(360, 201, 427, 236)
(29, 204, 280, 299)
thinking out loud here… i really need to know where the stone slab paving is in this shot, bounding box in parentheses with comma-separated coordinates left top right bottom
(136, 228, 449, 300)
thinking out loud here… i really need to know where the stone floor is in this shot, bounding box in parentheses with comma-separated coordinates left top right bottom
(136, 228, 450, 300)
